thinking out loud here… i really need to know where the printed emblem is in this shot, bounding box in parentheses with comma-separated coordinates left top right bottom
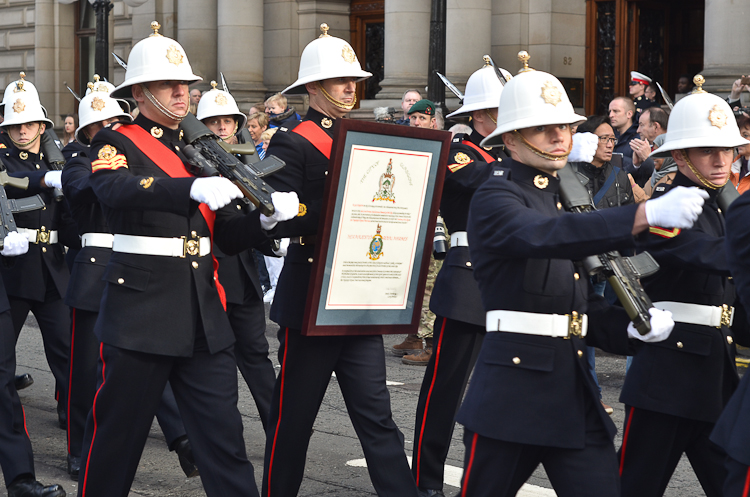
(321, 117, 333, 129)
(342, 45, 356, 64)
(12, 99, 25, 113)
(373, 159, 396, 203)
(151, 127, 164, 139)
(708, 104, 728, 129)
(540, 80, 562, 106)
(19, 151, 28, 160)
(454, 152, 471, 165)
(533, 175, 549, 189)
(298, 203, 307, 217)
(98, 144, 117, 161)
(166, 44, 184, 66)
(215, 93, 228, 106)
(139, 177, 154, 189)
(91, 96, 106, 112)
(367, 224, 384, 261)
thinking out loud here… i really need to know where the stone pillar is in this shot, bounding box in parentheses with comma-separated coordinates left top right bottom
(176, 0, 217, 85)
(702, 0, 750, 96)
(446, 0, 491, 87)
(34, 0, 56, 117)
(377, 0, 431, 100)
(217, 0, 266, 107)
(263, 0, 300, 94)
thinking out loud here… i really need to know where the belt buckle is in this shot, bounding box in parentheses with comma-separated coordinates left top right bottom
(182, 236, 200, 257)
(37, 227, 49, 244)
(720, 304, 734, 328)
(567, 311, 584, 338)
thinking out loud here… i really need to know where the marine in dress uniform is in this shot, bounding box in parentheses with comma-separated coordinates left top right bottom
(75, 23, 297, 497)
(618, 78, 750, 497)
(630, 71, 658, 117)
(0, 74, 73, 429)
(410, 59, 509, 497)
(261, 24, 419, 497)
(62, 79, 196, 481)
(457, 53, 706, 497)
(196, 82, 276, 428)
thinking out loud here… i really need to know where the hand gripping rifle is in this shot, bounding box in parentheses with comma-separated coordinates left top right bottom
(40, 131, 65, 202)
(558, 164, 659, 335)
(0, 161, 46, 249)
(179, 112, 284, 216)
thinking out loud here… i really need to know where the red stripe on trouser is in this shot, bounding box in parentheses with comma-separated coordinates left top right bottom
(266, 327, 290, 497)
(22, 406, 29, 439)
(67, 308, 76, 453)
(743, 465, 750, 497)
(415, 317, 447, 486)
(81, 343, 106, 497)
(619, 406, 635, 476)
(461, 432, 479, 497)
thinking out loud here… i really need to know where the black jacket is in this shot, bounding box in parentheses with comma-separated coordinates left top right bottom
(568, 160, 633, 209)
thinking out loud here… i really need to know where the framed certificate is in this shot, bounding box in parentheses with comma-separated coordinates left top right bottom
(301, 119, 450, 336)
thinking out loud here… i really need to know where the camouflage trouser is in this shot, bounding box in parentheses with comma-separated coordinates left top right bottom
(417, 255, 442, 339)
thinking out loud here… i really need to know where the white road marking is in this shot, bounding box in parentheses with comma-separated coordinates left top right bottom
(345, 457, 557, 496)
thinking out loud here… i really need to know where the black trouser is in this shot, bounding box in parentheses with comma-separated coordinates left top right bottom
(227, 295, 275, 429)
(78, 341, 258, 497)
(723, 457, 750, 497)
(618, 406, 726, 497)
(262, 329, 418, 497)
(0, 309, 35, 486)
(10, 289, 70, 411)
(412, 316, 484, 490)
(67, 309, 188, 458)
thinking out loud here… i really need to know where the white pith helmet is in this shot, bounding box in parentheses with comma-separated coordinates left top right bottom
(76, 77, 133, 145)
(85, 74, 131, 114)
(196, 81, 247, 130)
(0, 72, 54, 128)
(651, 75, 749, 158)
(111, 21, 202, 99)
(481, 51, 585, 148)
(283, 23, 371, 95)
(447, 56, 505, 118)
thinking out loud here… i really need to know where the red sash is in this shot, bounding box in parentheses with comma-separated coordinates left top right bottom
(462, 138, 496, 163)
(116, 124, 227, 309)
(292, 121, 333, 159)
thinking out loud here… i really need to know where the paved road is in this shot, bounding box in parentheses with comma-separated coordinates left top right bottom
(5, 307, 715, 496)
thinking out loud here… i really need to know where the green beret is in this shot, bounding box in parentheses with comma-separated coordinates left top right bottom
(408, 99, 435, 116)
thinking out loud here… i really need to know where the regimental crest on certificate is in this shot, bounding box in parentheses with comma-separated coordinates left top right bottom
(372, 159, 396, 203)
(367, 224, 385, 260)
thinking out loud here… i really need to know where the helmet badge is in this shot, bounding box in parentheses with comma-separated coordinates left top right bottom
(342, 45, 356, 64)
(215, 93, 228, 106)
(708, 104, 728, 129)
(541, 80, 562, 106)
(166, 45, 184, 66)
(12, 99, 25, 113)
(91, 96, 106, 112)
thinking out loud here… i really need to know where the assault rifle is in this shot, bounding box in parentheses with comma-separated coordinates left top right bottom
(40, 131, 65, 201)
(0, 168, 46, 250)
(558, 164, 659, 335)
(179, 112, 284, 216)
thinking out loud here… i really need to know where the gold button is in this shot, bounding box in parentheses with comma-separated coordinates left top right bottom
(236, 205, 242, 210)
(90, 257, 96, 263)
(308, 258, 313, 263)
(577, 350, 583, 357)
(191, 231, 197, 238)
(192, 261, 199, 269)
(41, 246, 47, 253)
(676, 341, 684, 349)
(557, 202, 562, 210)
(728, 336, 734, 344)
(324, 171, 328, 176)
(35, 164, 40, 169)
(117, 278, 124, 284)
(512, 357, 521, 365)
(466, 262, 472, 267)
(42, 206, 46, 210)
(574, 273, 579, 280)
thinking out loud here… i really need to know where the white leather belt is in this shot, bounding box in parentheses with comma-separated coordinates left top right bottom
(112, 234, 211, 258)
(486, 309, 588, 338)
(17, 227, 58, 244)
(81, 233, 114, 248)
(654, 301, 734, 328)
(451, 231, 468, 247)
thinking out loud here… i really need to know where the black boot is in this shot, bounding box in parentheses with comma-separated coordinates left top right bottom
(66, 454, 80, 481)
(7, 476, 66, 497)
(173, 437, 199, 478)
(14, 373, 34, 391)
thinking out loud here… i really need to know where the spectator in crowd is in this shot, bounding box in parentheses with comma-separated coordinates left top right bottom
(248, 102, 265, 117)
(61, 114, 77, 146)
(434, 108, 444, 131)
(609, 96, 652, 186)
(630, 106, 666, 193)
(395, 89, 422, 126)
(265, 93, 300, 128)
(645, 83, 658, 103)
(409, 99, 437, 129)
(676, 74, 695, 95)
(260, 127, 277, 154)
(247, 111, 269, 160)
(189, 88, 202, 115)
(732, 116, 750, 194)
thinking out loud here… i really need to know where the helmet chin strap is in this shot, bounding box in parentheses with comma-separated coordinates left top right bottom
(679, 149, 728, 190)
(223, 121, 239, 142)
(140, 84, 188, 122)
(513, 130, 573, 161)
(317, 82, 356, 111)
(9, 124, 43, 149)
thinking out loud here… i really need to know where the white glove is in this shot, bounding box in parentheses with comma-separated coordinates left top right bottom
(627, 308, 674, 343)
(273, 238, 290, 257)
(44, 171, 63, 190)
(568, 132, 599, 163)
(260, 191, 300, 230)
(189, 177, 243, 211)
(645, 186, 709, 229)
(1, 231, 29, 257)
